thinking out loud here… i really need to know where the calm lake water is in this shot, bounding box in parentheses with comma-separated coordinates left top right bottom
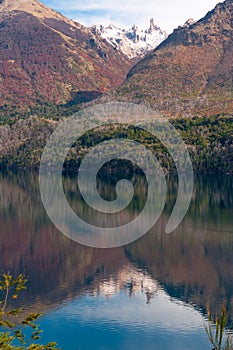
(0, 171, 233, 349)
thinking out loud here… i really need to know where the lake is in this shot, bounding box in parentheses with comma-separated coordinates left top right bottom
(0, 171, 233, 349)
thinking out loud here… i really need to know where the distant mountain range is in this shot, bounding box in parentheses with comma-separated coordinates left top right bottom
(0, 0, 232, 119)
(113, 0, 233, 117)
(91, 19, 167, 59)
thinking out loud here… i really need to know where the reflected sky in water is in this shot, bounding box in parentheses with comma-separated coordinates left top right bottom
(38, 263, 210, 349)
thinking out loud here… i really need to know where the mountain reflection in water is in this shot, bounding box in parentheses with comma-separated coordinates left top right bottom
(0, 171, 232, 349)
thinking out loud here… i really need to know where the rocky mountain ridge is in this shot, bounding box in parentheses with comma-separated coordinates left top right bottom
(91, 18, 167, 59)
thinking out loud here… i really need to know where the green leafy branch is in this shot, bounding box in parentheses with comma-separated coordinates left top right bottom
(0, 272, 59, 350)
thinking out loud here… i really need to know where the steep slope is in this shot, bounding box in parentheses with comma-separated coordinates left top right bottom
(91, 19, 167, 59)
(0, 0, 132, 117)
(114, 0, 233, 117)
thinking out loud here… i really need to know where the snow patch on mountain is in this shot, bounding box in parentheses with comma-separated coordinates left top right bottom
(91, 18, 167, 59)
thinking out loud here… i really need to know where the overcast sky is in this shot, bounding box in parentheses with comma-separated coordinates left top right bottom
(42, 0, 221, 33)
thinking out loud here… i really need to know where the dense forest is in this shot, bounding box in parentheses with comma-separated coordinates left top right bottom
(0, 114, 232, 174)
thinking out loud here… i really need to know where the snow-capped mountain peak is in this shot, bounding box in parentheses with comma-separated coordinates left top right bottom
(91, 19, 167, 59)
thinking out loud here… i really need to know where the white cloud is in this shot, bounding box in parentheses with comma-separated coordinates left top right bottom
(44, 0, 221, 33)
